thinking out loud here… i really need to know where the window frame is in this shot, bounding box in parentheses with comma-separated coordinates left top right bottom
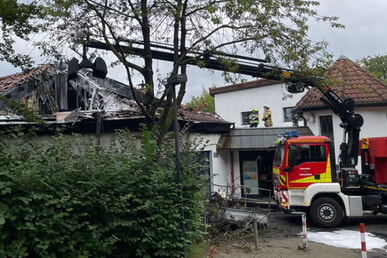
(283, 107, 293, 122)
(289, 144, 327, 166)
(242, 110, 258, 125)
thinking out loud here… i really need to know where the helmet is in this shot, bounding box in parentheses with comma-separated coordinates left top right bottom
(252, 108, 258, 112)
(264, 104, 269, 108)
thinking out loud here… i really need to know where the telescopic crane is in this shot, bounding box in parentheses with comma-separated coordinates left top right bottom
(87, 40, 387, 228)
(87, 39, 364, 169)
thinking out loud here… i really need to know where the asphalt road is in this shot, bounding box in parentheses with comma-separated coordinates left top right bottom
(270, 210, 387, 234)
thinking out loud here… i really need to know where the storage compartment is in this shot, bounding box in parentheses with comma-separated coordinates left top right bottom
(375, 157, 387, 184)
(361, 195, 381, 210)
(369, 137, 387, 157)
(364, 137, 387, 185)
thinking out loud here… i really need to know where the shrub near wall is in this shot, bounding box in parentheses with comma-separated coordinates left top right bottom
(0, 130, 206, 257)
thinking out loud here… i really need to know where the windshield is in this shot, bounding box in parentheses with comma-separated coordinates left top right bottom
(288, 144, 327, 166)
(273, 146, 284, 166)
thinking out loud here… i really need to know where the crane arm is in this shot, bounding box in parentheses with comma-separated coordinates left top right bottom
(86, 39, 363, 168)
(282, 71, 364, 168)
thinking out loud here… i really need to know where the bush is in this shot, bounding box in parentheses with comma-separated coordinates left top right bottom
(0, 129, 206, 257)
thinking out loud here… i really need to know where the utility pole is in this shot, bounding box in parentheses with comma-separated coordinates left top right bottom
(167, 74, 188, 257)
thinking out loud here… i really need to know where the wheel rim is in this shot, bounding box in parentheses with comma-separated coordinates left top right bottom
(319, 204, 335, 221)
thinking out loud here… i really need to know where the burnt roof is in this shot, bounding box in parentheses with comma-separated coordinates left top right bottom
(0, 64, 53, 94)
(0, 64, 232, 131)
(296, 56, 387, 110)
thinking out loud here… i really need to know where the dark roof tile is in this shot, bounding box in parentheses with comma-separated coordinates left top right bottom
(296, 57, 387, 110)
(0, 65, 51, 94)
(179, 107, 231, 124)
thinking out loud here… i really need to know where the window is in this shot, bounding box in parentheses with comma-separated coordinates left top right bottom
(199, 151, 212, 196)
(319, 115, 334, 141)
(283, 107, 293, 122)
(241, 111, 256, 125)
(289, 144, 326, 166)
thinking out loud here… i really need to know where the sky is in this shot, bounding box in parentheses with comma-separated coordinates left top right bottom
(1, 1, 387, 103)
(308, 0, 387, 60)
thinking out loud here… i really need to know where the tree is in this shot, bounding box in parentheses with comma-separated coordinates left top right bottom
(357, 55, 387, 84)
(185, 88, 215, 114)
(28, 1, 343, 141)
(0, 0, 45, 70)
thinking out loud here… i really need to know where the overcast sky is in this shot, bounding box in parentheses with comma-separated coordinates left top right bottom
(1, 1, 387, 103)
(185, 0, 387, 102)
(309, 0, 387, 60)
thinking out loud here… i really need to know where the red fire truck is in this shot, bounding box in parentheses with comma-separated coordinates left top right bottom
(273, 132, 387, 227)
(272, 80, 387, 228)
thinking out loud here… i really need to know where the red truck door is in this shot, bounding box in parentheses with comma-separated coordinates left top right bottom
(287, 143, 333, 189)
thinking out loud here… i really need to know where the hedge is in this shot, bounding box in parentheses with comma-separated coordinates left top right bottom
(0, 129, 206, 257)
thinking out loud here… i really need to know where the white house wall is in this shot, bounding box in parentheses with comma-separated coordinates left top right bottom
(210, 149, 243, 198)
(357, 107, 387, 137)
(302, 106, 387, 168)
(213, 150, 233, 197)
(181, 132, 231, 195)
(214, 82, 306, 128)
(303, 109, 344, 164)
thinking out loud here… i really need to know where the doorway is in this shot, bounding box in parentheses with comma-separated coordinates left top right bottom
(239, 150, 274, 198)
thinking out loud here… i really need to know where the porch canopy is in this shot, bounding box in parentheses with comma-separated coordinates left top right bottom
(217, 126, 314, 150)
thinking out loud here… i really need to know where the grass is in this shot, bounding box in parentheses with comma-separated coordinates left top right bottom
(188, 241, 209, 258)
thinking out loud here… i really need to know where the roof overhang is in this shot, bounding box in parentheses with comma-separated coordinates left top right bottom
(217, 126, 314, 150)
(185, 121, 233, 133)
(297, 101, 387, 112)
(0, 110, 234, 135)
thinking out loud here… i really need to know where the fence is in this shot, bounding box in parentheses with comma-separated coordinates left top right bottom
(211, 182, 274, 211)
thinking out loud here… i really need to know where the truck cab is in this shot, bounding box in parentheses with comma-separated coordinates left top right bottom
(272, 131, 364, 227)
(273, 130, 387, 228)
(273, 131, 336, 190)
(274, 134, 335, 187)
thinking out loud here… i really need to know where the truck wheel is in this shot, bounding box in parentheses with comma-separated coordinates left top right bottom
(310, 197, 344, 228)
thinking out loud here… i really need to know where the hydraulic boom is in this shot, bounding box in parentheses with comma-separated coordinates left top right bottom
(87, 39, 364, 168)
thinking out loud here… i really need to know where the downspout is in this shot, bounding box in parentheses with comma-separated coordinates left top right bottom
(230, 151, 235, 195)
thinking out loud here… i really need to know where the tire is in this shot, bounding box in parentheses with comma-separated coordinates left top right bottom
(310, 197, 344, 228)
